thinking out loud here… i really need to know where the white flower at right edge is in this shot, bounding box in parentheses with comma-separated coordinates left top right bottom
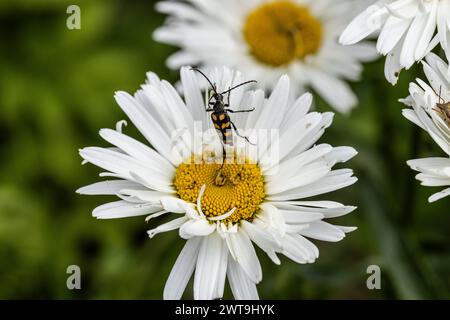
(340, 0, 450, 85)
(401, 53, 450, 202)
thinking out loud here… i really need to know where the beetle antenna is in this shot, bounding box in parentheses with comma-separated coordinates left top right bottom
(190, 67, 218, 95)
(438, 86, 444, 103)
(220, 80, 257, 95)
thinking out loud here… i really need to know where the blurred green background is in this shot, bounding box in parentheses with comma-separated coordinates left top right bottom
(0, 0, 449, 299)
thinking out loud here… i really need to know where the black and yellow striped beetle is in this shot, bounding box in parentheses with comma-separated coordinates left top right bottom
(191, 68, 257, 165)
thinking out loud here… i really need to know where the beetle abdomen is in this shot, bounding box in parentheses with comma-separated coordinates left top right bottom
(212, 112, 233, 146)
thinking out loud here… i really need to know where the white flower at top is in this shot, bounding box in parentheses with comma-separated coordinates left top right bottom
(340, 0, 450, 85)
(78, 66, 358, 300)
(401, 53, 450, 202)
(153, 0, 378, 113)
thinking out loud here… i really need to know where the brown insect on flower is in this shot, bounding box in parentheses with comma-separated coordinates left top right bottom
(433, 86, 450, 126)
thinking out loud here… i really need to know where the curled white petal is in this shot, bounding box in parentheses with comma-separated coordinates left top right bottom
(196, 184, 206, 217)
(208, 207, 236, 221)
(115, 120, 128, 133)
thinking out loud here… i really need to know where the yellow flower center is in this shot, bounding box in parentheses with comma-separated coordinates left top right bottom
(173, 156, 265, 224)
(243, 1, 323, 66)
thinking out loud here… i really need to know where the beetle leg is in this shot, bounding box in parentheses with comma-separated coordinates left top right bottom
(230, 121, 255, 145)
(227, 108, 255, 113)
(220, 145, 226, 169)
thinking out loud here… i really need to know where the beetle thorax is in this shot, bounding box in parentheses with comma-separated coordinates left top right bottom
(213, 100, 225, 112)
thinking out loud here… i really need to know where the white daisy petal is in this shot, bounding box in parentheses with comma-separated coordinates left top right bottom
(280, 210, 325, 224)
(148, 216, 189, 238)
(276, 113, 323, 161)
(265, 161, 332, 195)
(164, 237, 202, 300)
(267, 169, 358, 201)
(307, 69, 358, 113)
(429, 187, 450, 202)
(114, 91, 182, 165)
(339, 1, 388, 45)
(226, 229, 262, 283)
(377, 14, 411, 55)
(99, 128, 174, 173)
(299, 221, 347, 242)
(241, 220, 281, 265)
(79, 147, 173, 193)
(281, 93, 313, 128)
(270, 201, 357, 219)
(227, 257, 259, 300)
(92, 200, 162, 219)
(258, 203, 287, 239)
(264, 144, 333, 178)
(254, 75, 290, 130)
(281, 233, 319, 264)
(289, 113, 334, 157)
(160, 197, 189, 214)
(120, 190, 174, 203)
(180, 67, 209, 126)
(337, 226, 358, 233)
(414, 0, 438, 60)
(145, 210, 169, 222)
(179, 219, 216, 239)
(194, 233, 228, 300)
(323, 146, 358, 163)
(76, 180, 143, 195)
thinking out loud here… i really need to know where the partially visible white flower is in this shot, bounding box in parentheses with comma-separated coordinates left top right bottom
(340, 0, 450, 85)
(153, 0, 378, 113)
(401, 53, 450, 202)
(78, 66, 358, 299)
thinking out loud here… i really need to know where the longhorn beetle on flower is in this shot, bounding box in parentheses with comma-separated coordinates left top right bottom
(190, 68, 257, 169)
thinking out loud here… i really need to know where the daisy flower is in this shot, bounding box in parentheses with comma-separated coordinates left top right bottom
(153, 0, 378, 113)
(77, 66, 358, 300)
(401, 53, 450, 202)
(340, 0, 450, 85)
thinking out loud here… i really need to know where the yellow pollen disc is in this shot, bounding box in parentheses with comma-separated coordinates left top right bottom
(173, 156, 265, 224)
(243, 1, 323, 66)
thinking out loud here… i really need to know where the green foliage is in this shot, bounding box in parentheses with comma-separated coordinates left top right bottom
(0, 0, 448, 299)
